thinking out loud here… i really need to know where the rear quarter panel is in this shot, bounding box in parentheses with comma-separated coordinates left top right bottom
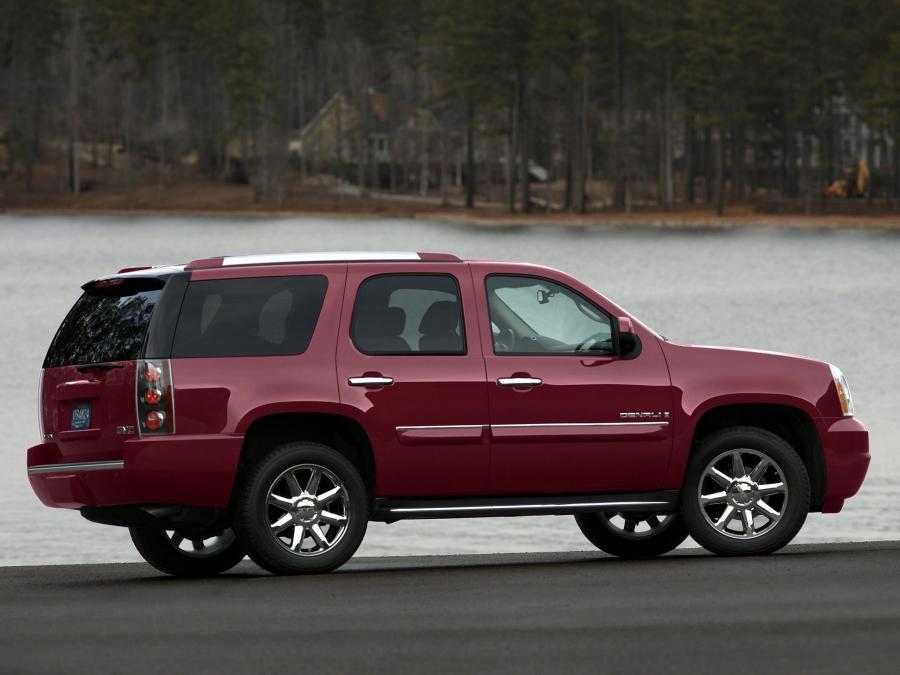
(170, 263, 348, 457)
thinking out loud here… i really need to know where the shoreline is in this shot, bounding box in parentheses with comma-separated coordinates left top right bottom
(4, 206, 900, 231)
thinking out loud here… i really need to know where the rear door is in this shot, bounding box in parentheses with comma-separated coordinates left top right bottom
(336, 264, 489, 496)
(41, 276, 168, 462)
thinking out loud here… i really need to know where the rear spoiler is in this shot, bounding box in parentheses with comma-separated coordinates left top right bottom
(83, 265, 187, 296)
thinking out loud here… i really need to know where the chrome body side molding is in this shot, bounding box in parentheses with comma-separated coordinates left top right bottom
(28, 460, 125, 475)
(395, 424, 487, 431)
(396, 421, 668, 432)
(490, 421, 669, 428)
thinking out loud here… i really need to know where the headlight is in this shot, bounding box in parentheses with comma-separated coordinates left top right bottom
(829, 364, 855, 417)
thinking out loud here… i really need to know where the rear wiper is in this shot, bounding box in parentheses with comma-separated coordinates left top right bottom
(76, 363, 125, 372)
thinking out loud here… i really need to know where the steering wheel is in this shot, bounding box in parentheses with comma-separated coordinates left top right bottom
(575, 333, 613, 352)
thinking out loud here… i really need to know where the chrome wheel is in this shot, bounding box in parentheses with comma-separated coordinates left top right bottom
(598, 512, 675, 540)
(166, 529, 236, 558)
(697, 448, 788, 540)
(265, 463, 350, 556)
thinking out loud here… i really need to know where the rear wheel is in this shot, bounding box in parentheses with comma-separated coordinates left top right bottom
(129, 526, 245, 577)
(575, 511, 688, 558)
(680, 426, 810, 555)
(232, 442, 368, 575)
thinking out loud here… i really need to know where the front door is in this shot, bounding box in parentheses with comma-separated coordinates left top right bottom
(337, 264, 489, 497)
(471, 267, 673, 494)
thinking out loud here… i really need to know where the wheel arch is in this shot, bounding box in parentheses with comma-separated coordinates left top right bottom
(685, 403, 826, 511)
(235, 411, 376, 502)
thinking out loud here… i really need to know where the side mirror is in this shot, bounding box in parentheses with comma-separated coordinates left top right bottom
(617, 316, 641, 359)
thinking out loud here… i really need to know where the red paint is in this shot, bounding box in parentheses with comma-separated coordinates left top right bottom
(28, 256, 870, 522)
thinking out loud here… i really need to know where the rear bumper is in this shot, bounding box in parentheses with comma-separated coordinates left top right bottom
(27, 434, 243, 510)
(819, 416, 870, 513)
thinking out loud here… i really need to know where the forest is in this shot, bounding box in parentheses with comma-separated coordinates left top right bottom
(2, 0, 900, 215)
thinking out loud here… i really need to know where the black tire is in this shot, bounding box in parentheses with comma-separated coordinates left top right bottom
(575, 512, 688, 558)
(680, 426, 810, 556)
(232, 442, 368, 575)
(129, 526, 245, 577)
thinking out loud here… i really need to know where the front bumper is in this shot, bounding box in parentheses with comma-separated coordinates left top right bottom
(819, 416, 870, 513)
(27, 434, 243, 510)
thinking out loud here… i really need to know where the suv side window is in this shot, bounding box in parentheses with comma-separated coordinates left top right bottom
(486, 275, 613, 355)
(352, 274, 465, 355)
(172, 275, 328, 357)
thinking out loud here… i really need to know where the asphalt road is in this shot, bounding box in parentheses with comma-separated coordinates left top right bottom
(2, 542, 899, 674)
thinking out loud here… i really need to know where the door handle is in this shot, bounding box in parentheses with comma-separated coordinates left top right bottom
(497, 377, 542, 387)
(348, 376, 394, 387)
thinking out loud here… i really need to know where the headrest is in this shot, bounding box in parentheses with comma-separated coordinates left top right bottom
(354, 306, 406, 341)
(419, 301, 459, 335)
(383, 306, 406, 336)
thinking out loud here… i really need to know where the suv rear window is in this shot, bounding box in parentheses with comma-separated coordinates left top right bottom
(44, 282, 163, 367)
(171, 275, 327, 358)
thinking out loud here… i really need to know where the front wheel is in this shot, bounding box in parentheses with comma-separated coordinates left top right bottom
(575, 511, 688, 558)
(129, 526, 245, 577)
(680, 426, 810, 556)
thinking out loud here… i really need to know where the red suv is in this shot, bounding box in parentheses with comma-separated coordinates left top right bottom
(28, 252, 870, 576)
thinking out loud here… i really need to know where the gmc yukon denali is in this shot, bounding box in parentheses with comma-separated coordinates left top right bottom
(27, 251, 870, 576)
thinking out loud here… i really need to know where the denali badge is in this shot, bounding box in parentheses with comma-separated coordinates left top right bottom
(620, 411, 670, 420)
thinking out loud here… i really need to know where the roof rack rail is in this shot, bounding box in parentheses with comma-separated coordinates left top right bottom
(186, 251, 461, 270)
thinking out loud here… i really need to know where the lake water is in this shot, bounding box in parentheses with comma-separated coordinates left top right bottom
(1, 215, 898, 566)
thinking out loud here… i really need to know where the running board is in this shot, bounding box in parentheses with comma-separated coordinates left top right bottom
(371, 490, 679, 523)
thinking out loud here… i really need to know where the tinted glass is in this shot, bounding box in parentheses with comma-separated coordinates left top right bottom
(486, 276, 612, 355)
(352, 274, 465, 354)
(44, 288, 161, 367)
(172, 276, 327, 357)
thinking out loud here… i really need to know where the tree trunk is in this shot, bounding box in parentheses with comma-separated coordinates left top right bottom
(125, 80, 134, 209)
(785, 123, 797, 199)
(715, 125, 725, 216)
(801, 132, 812, 215)
(866, 134, 876, 207)
(158, 40, 168, 192)
(506, 80, 519, 213)
(732, 122, 745, 201)
(419, 121, 429, 198)
(564, 134, 573, 211)
(612, 18, 626, 210)
(703, 126, 713, 203)
(66, 1, 82, 194)
(573, 66, 588, 213)
(893, 125, 900, 210)
(660, 64, 674, 210)
(572, 95, 584, 212)
(335, 94, 343, 181)
(520, 76, 532, 214)
(465, 100, 476, 209)
(684, 114, 695, 204)
(439, 121, 449, 207)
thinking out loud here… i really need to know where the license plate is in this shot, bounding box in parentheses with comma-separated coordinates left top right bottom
(70, 402, 92, 430)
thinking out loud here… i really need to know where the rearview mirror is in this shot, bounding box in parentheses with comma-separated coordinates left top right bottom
(537, 289, 556, 304)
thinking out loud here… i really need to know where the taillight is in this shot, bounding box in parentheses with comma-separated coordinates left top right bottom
(137, 359, 175, 434)
(38, 369, 45, 442)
